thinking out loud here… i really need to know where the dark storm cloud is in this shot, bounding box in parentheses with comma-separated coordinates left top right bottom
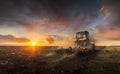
(0, 34, 30, 43)
(95, 0, 120, 40)
(0, 0, 101, 30)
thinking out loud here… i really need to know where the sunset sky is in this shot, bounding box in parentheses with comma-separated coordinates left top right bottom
(0, 0, 120, 46)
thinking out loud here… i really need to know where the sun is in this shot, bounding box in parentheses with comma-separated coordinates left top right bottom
(31, 42, 36, 46)
(28, 41, 39, 46)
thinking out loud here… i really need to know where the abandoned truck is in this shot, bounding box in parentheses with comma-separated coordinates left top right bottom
(72, 30, 95, 52)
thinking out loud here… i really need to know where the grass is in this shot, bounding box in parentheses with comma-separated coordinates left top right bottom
(0, 46, 120, 74)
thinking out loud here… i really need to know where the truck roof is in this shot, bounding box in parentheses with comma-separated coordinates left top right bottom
(76, 30, 89, 34)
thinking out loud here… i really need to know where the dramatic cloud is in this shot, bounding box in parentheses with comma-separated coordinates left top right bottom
(0, 0, 119, 46)
(95, 0, 120, 40)
(0, 0, 101, 34)
(0, 34, 30, 43)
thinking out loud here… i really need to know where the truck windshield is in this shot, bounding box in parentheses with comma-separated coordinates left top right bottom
(76, 33, 85, 38)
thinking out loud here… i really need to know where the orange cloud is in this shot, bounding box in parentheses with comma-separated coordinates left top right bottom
(0, 34, 30, 43)
(95, 25, 120, 40)
(46, 35, 55, 44)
